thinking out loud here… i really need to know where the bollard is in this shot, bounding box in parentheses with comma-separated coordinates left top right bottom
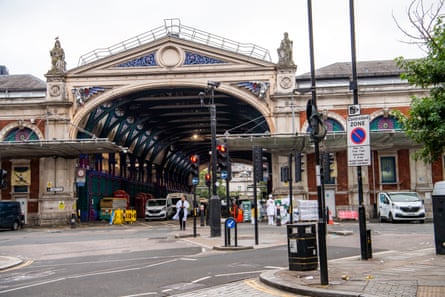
(200, 205, 205, 226)
(276, 208, 281, 226)
(70, 213, 76, 228)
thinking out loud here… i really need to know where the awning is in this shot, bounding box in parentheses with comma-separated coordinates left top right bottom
(0, 139, 124, 159)
(218, 131, 420, 153)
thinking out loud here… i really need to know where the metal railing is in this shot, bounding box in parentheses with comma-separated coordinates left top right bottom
(78, 18, 271, 66)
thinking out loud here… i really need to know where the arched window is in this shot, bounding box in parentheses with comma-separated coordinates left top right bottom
(324, 118, 345, 132)
(370, 116, 402, 131)
(306, 118, 344, 133)
(4, 127, 39, 141)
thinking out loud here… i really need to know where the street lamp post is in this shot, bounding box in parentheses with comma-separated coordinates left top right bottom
(349, 0, 370, 260)
(307, 0, 329, 285)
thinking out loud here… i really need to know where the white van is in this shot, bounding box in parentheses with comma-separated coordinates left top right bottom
(145, 198, 172, 220)
(377, 191, 425, 223)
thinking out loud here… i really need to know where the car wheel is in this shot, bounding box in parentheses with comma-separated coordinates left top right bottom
(12, 221, 19, 231)
(419, 219, 425, 224)
(388, 212, 394, 223)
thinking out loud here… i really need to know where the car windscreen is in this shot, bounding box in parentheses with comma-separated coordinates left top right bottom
(147, 200, 166, 207)
(388, 192, 420, 202)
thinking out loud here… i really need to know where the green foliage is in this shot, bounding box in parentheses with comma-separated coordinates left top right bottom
(395, 17, 445, 163)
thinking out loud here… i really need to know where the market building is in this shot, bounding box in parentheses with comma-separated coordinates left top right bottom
(0, 19, 438, 226)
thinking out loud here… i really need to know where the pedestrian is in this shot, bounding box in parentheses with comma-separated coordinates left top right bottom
(251, 202, 256, 225)
(173, 195, 189, 231)
(199, 203, 206, 227)
(266, 194, 276, 225)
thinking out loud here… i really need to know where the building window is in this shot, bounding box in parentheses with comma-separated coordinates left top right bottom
(370, 116, 403, 131)
(380, 156, 396, 183)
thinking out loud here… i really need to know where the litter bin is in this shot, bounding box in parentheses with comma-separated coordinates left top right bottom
(432, 181, 445, 255)
(287, 223, 318, 271)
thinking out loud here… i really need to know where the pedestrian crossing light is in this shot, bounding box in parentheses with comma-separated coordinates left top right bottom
(190, 154, 200, 179)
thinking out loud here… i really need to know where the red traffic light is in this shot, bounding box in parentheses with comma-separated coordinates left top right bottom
(190, 154, 199, 164)
(216, 144, 227, 153)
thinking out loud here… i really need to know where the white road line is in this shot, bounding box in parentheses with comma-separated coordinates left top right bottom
(215, 269, 267, 277)
(191, 276, 211, 283)
(120, 292, 157, 297)
(0, 259, 178, 294)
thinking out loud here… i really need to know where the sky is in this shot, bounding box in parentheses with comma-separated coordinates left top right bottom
(1, 0, 443, 81)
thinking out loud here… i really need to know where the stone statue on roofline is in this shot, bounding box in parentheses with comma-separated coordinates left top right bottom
(47, 37, 66, 75)
(277, 32, 295, 67)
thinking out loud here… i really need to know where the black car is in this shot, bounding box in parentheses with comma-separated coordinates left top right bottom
(0, 201, 25, 230)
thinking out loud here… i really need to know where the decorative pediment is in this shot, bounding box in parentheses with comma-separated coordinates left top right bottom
(68, 35, 275, 77)
(184, 52, 225, 65)
(113, 50, 226, 68)
(116, 53, 157, 67)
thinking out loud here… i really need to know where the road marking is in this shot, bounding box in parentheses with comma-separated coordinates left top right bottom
(121, 292, 157, 297)
(215, 269, 267, 277)
(244, 279, 297, 297)
(1, 259, 33, 272)
(0, 259, 178, 294)
(191, 276, 211, 283)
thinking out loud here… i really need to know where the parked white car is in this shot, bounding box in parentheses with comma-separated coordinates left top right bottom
(377, 192, 425, 223)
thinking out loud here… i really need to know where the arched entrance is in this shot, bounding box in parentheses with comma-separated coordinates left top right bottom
(52, 19, 289, 223)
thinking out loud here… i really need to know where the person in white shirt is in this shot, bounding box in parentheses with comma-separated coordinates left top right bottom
(173, 195, 190, 230)
(266, 195, 276, 225)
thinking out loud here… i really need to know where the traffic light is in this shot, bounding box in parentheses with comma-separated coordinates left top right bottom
(205, 173, 211, 187)
(295, 153, 305, 182)
(216, 143, 228, 172)
(322, 152, 335, 182)
(253, 146, 263, 182)
(306, 99, 326, 141)
(190, 154, 200, 180)
(0, 169, 7, 189)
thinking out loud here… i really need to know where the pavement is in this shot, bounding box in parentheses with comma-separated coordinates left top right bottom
(1, 222, 445, 297)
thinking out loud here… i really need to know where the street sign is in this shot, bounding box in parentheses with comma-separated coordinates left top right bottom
(220, 170, 228, 180)
(192, 177, 199, 185)
(47, 186, 64, 192)
(347, 115, 371, 166)
(348, 104, 361, 116)
(225, 217, 236, 229)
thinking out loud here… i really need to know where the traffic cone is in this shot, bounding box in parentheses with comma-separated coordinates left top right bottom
(328, 210, 334, 225)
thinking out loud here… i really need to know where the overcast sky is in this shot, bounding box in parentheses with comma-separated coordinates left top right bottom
(1, 0, 443, 81)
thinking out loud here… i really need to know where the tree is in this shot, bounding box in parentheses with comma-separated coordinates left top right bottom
(394, 0, 445, 163)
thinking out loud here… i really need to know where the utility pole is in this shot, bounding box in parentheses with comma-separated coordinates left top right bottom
(200, 81, 221, 237)
(209, 82, 221, 237)
(349, 0, 370, 260)
(307, 0, 329, 285)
